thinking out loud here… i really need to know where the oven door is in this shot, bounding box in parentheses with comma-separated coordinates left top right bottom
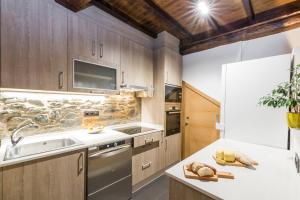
(166, 110, 181, 136)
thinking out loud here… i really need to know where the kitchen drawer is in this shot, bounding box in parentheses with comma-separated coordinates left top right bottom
(134, 131, 163, 148)
(132, 146, 161, 185)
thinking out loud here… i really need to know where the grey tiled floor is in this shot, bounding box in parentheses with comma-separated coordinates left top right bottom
(132, 175, 169, 200)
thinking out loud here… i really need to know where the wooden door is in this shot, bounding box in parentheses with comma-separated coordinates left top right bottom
(2, 151, 85, 200)
(98, 27, 121, 68)
(182, 82, 220, 158)
(1, 0, 68, 91)
(165, 133, 181, 167)
(121, 38, 153, 88)
(164, 48, 182, 86)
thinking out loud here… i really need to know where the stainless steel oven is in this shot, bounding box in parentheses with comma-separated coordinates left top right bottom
(165, 84, 182, 103)
(87, 139, 132, 200)
(165, 103, 181, 136)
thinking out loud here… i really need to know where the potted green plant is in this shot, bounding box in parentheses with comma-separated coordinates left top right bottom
(259, 64, 300, 128)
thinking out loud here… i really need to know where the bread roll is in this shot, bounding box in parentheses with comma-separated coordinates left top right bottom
(197, 167, 214, 177)
(204, 164, 217, 174)
(191, 162, 205, 173)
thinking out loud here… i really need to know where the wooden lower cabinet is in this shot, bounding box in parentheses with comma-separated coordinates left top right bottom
(165, 133, 181, 167)
(169, 178, 214, 200)
(2, 150, 85, 200)
(132, 131, 164, 185)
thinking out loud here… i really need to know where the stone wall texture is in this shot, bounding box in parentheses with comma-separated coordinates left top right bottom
(0, 92, 141, 139)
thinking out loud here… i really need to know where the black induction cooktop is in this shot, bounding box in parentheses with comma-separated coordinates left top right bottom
(115, 126, 156, 135)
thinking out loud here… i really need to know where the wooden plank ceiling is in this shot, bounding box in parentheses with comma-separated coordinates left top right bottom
(56, 0, 300, 55)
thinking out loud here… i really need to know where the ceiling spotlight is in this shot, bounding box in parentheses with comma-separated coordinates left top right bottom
(197, 1, 210, 16)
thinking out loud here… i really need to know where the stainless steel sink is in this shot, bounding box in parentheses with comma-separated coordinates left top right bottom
(4, 138, 82, 161)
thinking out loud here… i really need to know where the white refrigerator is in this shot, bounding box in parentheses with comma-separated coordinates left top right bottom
(221, 54, 292, 149)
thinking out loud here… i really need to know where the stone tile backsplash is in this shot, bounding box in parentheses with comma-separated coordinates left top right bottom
(0, 91, 141, 139)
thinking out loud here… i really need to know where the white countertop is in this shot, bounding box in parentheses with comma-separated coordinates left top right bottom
(165, 139, 300, 200)
(0, 122, 163, 168)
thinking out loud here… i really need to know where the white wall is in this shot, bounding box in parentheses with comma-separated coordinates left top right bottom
(183, 27, 300, 101)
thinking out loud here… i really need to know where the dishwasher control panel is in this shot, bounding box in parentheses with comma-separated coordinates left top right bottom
(99, 140, 126, 150)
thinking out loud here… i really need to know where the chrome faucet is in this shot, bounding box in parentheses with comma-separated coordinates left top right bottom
(11, 121, 39, 146)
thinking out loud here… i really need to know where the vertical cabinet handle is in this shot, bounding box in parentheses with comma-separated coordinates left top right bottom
(121, 71, 126, 88)
(77, 153, 84, 176)
(58, 72, 64, 89)
(166, 71, 169, 83)
(99, 43, 103, 58)
(92, 40, 96, 56)
(142, 161, 151, 170)
(165, 139, 168, 151)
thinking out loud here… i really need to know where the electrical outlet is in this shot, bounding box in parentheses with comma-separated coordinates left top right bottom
(84, 111, 99, 117)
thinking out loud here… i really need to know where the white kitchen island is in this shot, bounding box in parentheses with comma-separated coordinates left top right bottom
(165, 139, 300, 200)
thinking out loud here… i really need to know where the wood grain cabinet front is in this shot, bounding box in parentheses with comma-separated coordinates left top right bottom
(165, 133, 181, 167)
(132, 131, 164, 185)
(1, 0, 68, 91)
(121, 37, 154, 92)
(164, 48, 182, 86)
(2, 150, 86, 200)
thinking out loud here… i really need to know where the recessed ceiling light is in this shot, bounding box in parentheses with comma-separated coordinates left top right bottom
(197, 1, 210, 16)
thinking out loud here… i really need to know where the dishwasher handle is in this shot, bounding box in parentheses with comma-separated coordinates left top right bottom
(88, 145, 131, 159)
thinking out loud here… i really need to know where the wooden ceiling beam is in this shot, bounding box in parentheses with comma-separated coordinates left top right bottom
(181, 1, 300, 54)
(55, 0, 92, 12)
(208, 16, 221, 30)
(143, 0, 192, 37)
(92, 0, 157, 38)
(242, 0, 256, 21)
(181, 11, 300, 55)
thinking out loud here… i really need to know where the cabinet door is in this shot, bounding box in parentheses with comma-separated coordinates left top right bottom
(98, 27, 121, 68)
(1, 0, 68, 91)
(165, 48, 182, 86)
(121, 38, 153, 89)
(2, 151, 85, 200)
(68, 13, 98, 61)
(165, 133, 181, 167)
(132, 146, 161, 185)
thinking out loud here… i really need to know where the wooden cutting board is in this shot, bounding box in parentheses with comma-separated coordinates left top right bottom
(183, 166, 234, 182)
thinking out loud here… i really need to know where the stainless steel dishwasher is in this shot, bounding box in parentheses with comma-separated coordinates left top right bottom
(87, 139, 132, 200)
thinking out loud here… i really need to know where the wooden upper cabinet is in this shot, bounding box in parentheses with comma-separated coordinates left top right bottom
(121, 37, 153, 90)
(2, 151, 85, 200)
(98, 27, 121, 68)
(68, 13, 98, 62)
(1, 0, 68, 91)
(164, 48, 182, 86)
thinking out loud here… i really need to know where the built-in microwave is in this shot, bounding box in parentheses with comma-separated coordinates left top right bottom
(165, 84, 182, 103)
(73, 59, 117, 91)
